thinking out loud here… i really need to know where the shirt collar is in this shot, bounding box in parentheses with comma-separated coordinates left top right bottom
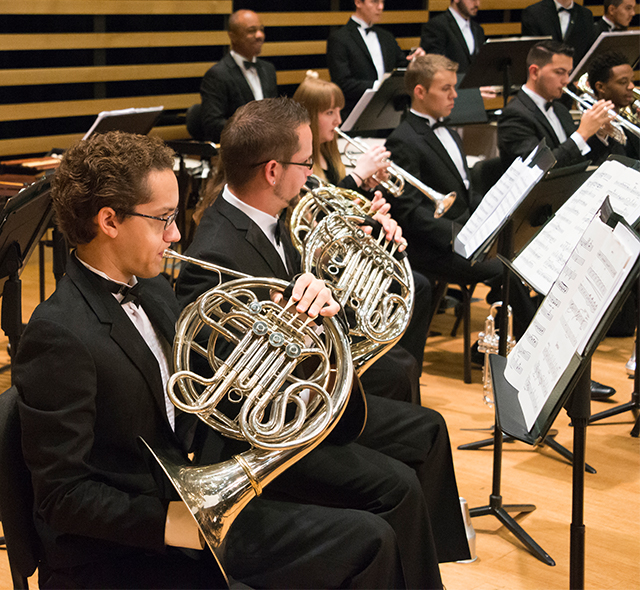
(449, 6, 471, 29)
(553, 0, 574, 10)
(351, 15, 373, 29)
(602, 15, 615, 29)
(75, 253, 138, 301)
(410, 108, 438, 127)
(222, 184, 279, 242)
(522, 85, 552, 114)
(230, 50, 256, 70)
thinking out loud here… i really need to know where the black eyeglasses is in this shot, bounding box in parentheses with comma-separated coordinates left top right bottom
(128, 208, 179, 231)
(253, 157, 314, 170)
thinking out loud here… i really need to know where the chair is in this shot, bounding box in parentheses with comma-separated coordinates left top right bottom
(428, 280, 477, 384)
(185, 103, 204, 141)
(0, 386, 40, 589)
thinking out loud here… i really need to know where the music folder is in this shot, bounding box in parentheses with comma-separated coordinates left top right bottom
(490, 201, 640, 445)
(82, 106, 164, 140)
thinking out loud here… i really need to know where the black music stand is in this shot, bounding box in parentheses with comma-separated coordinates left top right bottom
(458, 36, 551, 108)
(82, 106, 164, 139)
(490, 204, 640, 588)
(569, 31, 640, 84)
(0, 177, 54, 370)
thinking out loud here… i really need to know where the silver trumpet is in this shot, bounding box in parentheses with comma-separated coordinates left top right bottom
(334, 127, 457, 218)
(290, 180, 415, 373)
(141, 248, 356, 586)
(477, 302, 515, 406)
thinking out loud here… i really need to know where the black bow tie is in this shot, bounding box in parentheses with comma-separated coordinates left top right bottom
(274, 214, 287, 246)
(557, 6, 572, 13)
(545, 101, 554, 112)
(97, 275, 141, 307)
(243, 60, 257, 71)
(431, 118, 449, 130)
(361, 25, 374, 35)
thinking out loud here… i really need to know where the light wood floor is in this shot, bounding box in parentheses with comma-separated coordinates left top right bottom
(0, 247, 638, 590)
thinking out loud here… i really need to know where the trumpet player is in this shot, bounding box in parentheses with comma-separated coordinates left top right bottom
(497, 40, 617, 169)
(176, 97, 472, 587)
(14, 130, 438, 589)
(588, 50, 639, 160)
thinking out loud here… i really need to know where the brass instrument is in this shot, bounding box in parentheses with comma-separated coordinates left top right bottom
(142, 249, 356, 586)
(334, 127, 457, 218)
(290, 180, 415, 372)
(477, 302, 515, 406)
(564, 77, 640, 146)
(577, 72, 640, 131)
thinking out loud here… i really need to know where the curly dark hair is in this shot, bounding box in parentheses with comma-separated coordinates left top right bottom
(588, 50, 630, 90)
(220, 97, 310, 190)
(52, 131, 175, 246)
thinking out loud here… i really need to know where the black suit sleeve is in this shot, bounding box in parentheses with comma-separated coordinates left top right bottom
(419, 19, 448, 55)
(520, 7, 544, 37)
(200, 66, 233, 142)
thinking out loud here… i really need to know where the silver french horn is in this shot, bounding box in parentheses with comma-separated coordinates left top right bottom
(142, 248, 358, 587)
(290, 180, 415, 373)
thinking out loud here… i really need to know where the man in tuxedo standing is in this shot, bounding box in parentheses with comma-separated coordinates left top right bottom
(420, 0, 486, 75)
(595, 0, 636, 34)
(521, 0, 596, 65)
(200, 9, 277, 142)
(497, 40, 616, 169)
(326, 0, 424, 119)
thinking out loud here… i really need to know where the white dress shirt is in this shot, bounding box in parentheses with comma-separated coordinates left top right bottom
(76, 256, 175, 430)
(230, 49, 264, 100)
(449, 7, 475, 55)
(410, 109, 470, 189)
(553, 0, 574, 38)
(521, 85, 590, 156)
(351, 15, 386, 86)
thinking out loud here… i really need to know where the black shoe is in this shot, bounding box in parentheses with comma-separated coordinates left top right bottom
(470, 341, 484, 366)
(590, 380, 616, 401)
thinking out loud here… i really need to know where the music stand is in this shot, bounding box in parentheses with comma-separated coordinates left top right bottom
(568, 31, 640, 85)
(458, 36, 551, 108)
(490, 203, 640, 588)
(82, 106, 164, 140)
(0, 177, 54, 370)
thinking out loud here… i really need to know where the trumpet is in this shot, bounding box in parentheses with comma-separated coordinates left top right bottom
(334, 127, 456, 218)
(563, 81, 640, 146)
(142, 248, 357, 586)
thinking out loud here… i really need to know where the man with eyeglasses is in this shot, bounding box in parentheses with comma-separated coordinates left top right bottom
(176, 97, 471, 584)
(14, 130, 432, 589)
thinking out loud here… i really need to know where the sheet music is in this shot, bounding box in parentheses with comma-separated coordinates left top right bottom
(512, 160, 640, 295)
(453, 146, 548, 258)
(505, 211, 640, 430)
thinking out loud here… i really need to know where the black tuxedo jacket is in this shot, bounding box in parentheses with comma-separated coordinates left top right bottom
(200, 52, 278, 142)
(14, 255, 192, 570)
(594, 16, 615, 35)
(327, 18, 407, 118)
(497, 88, 614, 168)
(521, 0, 596, 64)
(419, 10, 485, 74)
(385, 111, 475, 262)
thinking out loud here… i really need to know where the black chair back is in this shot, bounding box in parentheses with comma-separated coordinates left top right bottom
(185, 103, 204, 141)
(0, 386, 39, 589)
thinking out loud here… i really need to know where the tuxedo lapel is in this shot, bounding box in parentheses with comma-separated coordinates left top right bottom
(223, 53, 255, 103)
(407, 113, 465, 185)
(66, 257, 174, 430)
(257, 60, 275, 97)
(517, 90, 562, 145)
(543, 0, 564, 40)
(348, 19, 376, 71)
(446, 11, 471, 60)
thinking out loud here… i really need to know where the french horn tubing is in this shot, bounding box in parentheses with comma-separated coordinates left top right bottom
(334, 127, 457, 217)
(141, 248, 355, 587)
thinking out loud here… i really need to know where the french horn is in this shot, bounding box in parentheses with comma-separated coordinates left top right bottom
(290, 180, 414, 373)
(142, 249, 357, 587)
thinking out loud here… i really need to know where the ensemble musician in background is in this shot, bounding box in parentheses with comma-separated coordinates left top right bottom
(385, 54, 537, 341)
(521, 0, 596, 66)
(292, 70, 433, 382)
(13, 131, 437, 589)
(588, 50, 639, 160)
(594, 0, 637, 34)
(175, 97, 471, 580)
(497, 40, 617, 170)
(199, 9, 277, 143)
(419, 0, 485, 75)
(326, 0, 424, 119)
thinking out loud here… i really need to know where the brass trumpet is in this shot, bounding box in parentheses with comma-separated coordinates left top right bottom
(142, 248, 356, 586)
(334, 127, 457, 218)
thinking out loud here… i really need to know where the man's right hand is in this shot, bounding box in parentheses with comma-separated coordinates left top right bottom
(577, 99, 616, 141)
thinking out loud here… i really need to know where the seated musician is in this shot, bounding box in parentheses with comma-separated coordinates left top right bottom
(14, 130, 455, 589)
(595, 0, 636, 34)
(385, 53, 538, 341)
(292, 70, 433, 374)
(497, 40, 616, 169)
(175, 97, 472, 580)
(588, 50, 639, 161)
(200, 9, 277, 142)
